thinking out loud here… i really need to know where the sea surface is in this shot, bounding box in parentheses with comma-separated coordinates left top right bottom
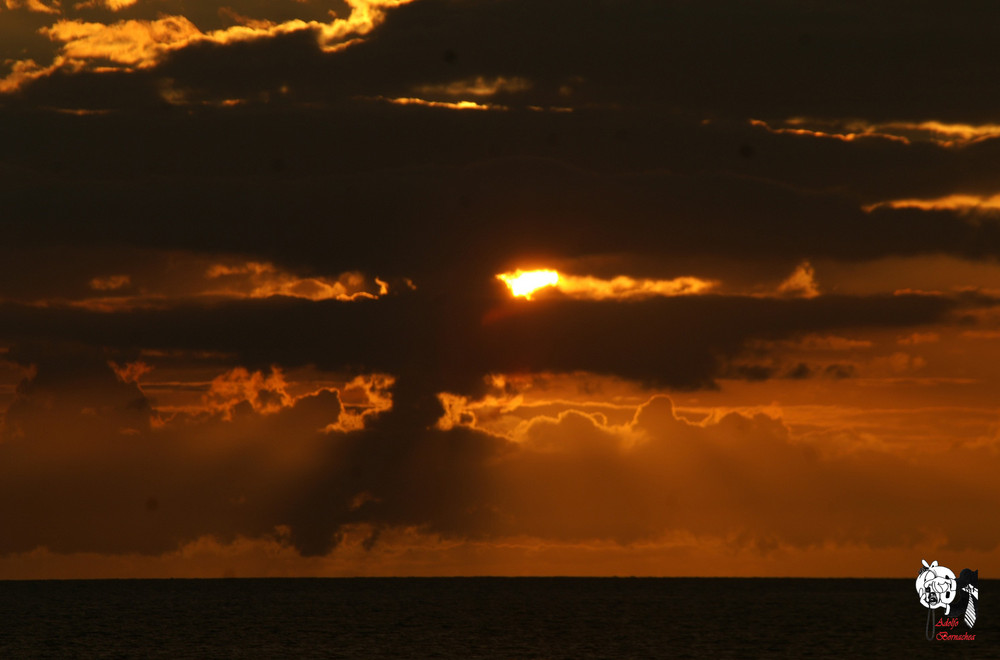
(0, 578, 994, 658)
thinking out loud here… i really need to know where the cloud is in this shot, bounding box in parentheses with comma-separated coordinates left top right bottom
(864, 193, 1000, 213)
(5, 0, 59, 14)
(4, 356, 999, 561)
(776, 261, 820, 299)
(73, 0, 139, 11)
(752, 118, 1000, 149)
(496, 270, 719, 301)
(0, 286, 969, 401)
(203, 261, 382, 301)
(11, 142, 1000, 290)
(749, 118, 912, 146)
(2, 0, 414, 92)
(375, 95, 505, 111)
(0, 248, 387, 310)
(0, 350, 347, 555)
(108, 358, 152, 384)
(202, 366, 294, 418)
(0, 59, 53, 94)
(43, 16, 203, 67)
(893, 121, 1000, 147)
(2, 0, 998, 125)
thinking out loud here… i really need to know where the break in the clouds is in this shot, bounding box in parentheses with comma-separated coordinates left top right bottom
(4, 0, 1000, 577)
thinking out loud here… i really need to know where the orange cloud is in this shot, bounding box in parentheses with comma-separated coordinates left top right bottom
(0, 59, 55, 94)
(882, 120, 1000, 147)
(757, 117, 1000, 148)
(749, 118, 911, 145)
(2, 0, 417, 92)
(376, 96, 507, 111)
(205, 261, 380, 301)
(325, 373, 395, 431)
(776, 261, 820, 298)
(203, 366, 293, 418)
(43, 16, 203, 67)
(4, 0, 60, 14)
(73, 0, 138, 11)
(863, 193, 1000, 213)
(556, 273, 717, 300)
(10, 253, 389, 311)
(109, 359, 153, 384)
(496, 269, 718, 300)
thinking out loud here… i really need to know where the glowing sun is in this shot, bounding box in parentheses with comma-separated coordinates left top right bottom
(496, 269, 559, 299)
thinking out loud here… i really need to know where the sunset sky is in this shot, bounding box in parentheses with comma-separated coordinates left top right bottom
(2, 0, 1000, 578)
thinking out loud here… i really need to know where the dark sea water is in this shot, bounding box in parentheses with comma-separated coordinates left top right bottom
(0, 578, 994, 658)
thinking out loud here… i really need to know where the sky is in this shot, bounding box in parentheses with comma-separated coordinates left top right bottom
(2, 0, 1000, 578)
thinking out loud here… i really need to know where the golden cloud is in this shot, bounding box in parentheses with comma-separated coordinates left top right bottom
(2, 0, 417, 92)
(205, 261, 382, 301)
(496, 269, 718, 300)
(749, 118, 911, 145)
(376, 96, 507, 111)
(776, 261, 820, 299)
(11, 253, 388, 311)
(0, 59, 55, 94)
(755, 117, 1000, 148)
(73, 0, 138, 11)
(556, 273, 718, 300)
(43, 16, 202, 67)
(326, 373, 395, 432)
(4, 0, 60, 14)
(203, 366, 293, 418)
(885, 120, 1000, 147)
(863, 193, 1000, 213)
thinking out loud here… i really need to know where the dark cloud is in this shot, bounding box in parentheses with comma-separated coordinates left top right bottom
(5, 104, 1000, 293)
(11, 0, 1000, 120)
(0, 354, 347, 555)
(0, 290, 969, 396)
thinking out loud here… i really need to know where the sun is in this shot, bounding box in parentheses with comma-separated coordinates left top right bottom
(496, 269, 559, 299)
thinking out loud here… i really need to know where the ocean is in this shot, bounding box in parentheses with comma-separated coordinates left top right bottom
(0, 578, 993, 658)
